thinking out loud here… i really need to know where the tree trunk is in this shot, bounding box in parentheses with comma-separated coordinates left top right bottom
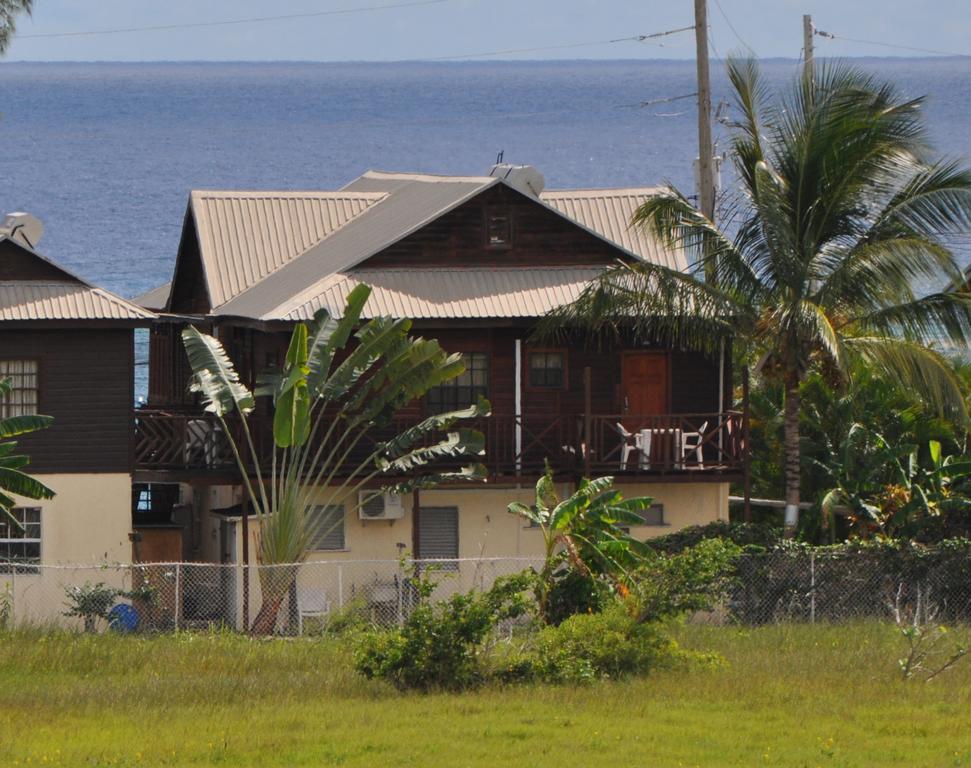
(782, 370, 802, 538)
(250, 564, 299, 635)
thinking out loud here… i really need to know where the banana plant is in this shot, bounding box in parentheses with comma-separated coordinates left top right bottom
(0, 377, 54, 531)
(182, 284, 489, 633)
(507, 467, 653, 623)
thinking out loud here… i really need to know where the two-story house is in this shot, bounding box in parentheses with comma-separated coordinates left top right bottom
(0, 214, 155, 588)
(133, 165, 746, 586)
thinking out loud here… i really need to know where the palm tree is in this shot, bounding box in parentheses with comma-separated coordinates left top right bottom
(544, 58, 971, 534)
(0, 376, 54, 529)
(0, 0, 32, 54)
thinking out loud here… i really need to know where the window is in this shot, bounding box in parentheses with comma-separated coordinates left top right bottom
(306, 504, 345, 551)
(618, 504, 665, 533)
(418, 506, 459, 568)
(528, 351, 566, 389)
(0, 360, 38, 417)
(486, 210, 512, 248)
(426, 352, 488, 414)
(0, 507, 41, 570)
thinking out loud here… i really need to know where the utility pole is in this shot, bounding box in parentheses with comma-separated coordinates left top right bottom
(803, 14, 814, 81)
(694, 0, 715, 224)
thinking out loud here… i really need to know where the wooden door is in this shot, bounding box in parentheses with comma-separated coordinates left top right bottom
(621, 352, 669, 422)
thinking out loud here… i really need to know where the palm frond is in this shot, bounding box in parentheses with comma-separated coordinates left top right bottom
(844, 336, 968, 421)
(0, 414, 53, 439)
(182, 326, 255, 417)
(848, 292, 971, 348)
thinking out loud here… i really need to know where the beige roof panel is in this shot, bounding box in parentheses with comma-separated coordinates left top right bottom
(0, 281, 156, 322)
(191, 190, 387, 308)
(214, 172, 498, 319)
(540, 188, 685, 271)
(274, 266, 607, 322)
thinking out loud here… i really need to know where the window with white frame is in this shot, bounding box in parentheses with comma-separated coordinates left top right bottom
(0, 360, 38, 417)
(0, 507, 41, 570)
(306, 504, 345, 551)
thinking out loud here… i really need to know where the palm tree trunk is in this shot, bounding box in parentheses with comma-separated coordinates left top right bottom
(782, 371, 802, 538)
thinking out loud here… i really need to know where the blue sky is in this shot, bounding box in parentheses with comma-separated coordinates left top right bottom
(4, 0, 971, 61)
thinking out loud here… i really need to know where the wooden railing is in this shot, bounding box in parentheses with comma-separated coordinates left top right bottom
(133, 409, 744, 479)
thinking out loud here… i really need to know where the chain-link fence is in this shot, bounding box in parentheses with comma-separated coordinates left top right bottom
(0, 557, 544, 633)
(2, 550, 969, 633)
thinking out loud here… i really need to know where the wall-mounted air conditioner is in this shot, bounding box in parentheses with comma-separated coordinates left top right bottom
(358, 491, 404, 521)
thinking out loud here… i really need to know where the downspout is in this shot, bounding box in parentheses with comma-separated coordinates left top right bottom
(515, 338, 523, 475)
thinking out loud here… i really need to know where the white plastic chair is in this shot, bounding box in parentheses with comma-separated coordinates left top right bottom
(296, 586, 331, 635)
(616, 423, 640, 469)
(681, 420, 709, 468)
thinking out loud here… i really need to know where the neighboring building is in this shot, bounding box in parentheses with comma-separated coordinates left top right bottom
(0, 214, 155, 577)
(133, 165, 746, 596)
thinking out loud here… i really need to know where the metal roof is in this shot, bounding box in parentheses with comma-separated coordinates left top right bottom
(132, 281, 171, 310)
(190, 190, 387, 308)
(0, 281, 156, 322)
(539, 188, 684, 270)
(275, 266, 608, 322)
(213, 172, 498, 318)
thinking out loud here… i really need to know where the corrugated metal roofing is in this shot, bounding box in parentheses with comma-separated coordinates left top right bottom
(0, 281, 156, 322)
(191, 190, 387, 308)
(540, 188, 684, 271)
(132, 281, 171, 310)
(214, 172, 499, 319)
(275, 267, 607, 322)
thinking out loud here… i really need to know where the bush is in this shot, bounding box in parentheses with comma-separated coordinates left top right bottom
(354, 570, 533, 691)
(528, 604, 677, 683)
(648, 521, 780, 554)
(544, 569, 611, 626)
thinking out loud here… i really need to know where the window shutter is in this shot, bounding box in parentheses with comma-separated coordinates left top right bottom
(306, 505, 345, 551)
(418, 506, 459, 560)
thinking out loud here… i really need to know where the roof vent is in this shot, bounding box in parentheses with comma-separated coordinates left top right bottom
(0, 212, 44, 249)
(488, 164, 545, 198)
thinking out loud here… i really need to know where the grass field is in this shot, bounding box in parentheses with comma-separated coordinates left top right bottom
(1, 623, 970, 767)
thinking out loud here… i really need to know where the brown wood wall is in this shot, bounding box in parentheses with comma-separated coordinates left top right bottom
(365, 184, 630, 269)
(1, 329, 134, 473)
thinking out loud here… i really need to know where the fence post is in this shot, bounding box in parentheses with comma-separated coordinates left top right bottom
(337, 565, 344, 610)
(810, 551, 816, 625)
(174, 563, 182, 632)
(9, 565, 15, 627)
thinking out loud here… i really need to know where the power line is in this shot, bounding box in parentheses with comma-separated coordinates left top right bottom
(814, 28, 969, 58)
(711, 0, 754, 55)
(430, 25, 696, 61)
(17, 0, 456, 40)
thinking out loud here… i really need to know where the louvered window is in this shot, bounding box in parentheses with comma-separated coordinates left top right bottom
(0, 360, 38, 417)
(306, 504, 345, 551)
(418, 506, 458, 567)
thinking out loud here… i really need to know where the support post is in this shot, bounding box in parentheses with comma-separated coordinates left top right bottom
(809, 550, 816, 625)
(514, 338, 523, 475)
(411, 488, 421, 560)
(583, 366, 592, 479)
(742, 365, 752, 523)
(803, 14, 814, 80)
(694, 0, 715, 227)
(174, 562, 182, 632)
(241, 499, 250, 632)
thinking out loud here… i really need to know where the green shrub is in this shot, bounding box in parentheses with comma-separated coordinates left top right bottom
(354, 570, 533, 691)
(323, 597, 374, 637)
(544, 569, 610, 626)
(530, 604, 676, 683)
(648, 521, 780, 554)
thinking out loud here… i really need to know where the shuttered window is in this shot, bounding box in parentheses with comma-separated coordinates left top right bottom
(418, 506, 459, 566)
(306, 504, 345, 551)
(0, 360, 38, 417)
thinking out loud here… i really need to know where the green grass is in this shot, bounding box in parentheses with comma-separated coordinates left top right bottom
(1, 623, 970, 767)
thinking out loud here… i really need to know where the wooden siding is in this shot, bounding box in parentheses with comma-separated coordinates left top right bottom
(0, 240, 77, 282)
(363, 184, 631, 270)
(2, 329, 134, 473)
(168, 214, 211, 314)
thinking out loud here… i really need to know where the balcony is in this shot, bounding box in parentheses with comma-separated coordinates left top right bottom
(133, 409, 745, 481)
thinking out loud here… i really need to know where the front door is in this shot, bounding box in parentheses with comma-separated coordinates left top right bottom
(621, 352, 669, 422)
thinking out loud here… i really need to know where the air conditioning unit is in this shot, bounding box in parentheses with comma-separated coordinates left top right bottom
(358, 491, 404, 521)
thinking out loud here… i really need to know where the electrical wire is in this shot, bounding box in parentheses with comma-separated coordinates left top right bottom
(711, 0, 754, 55)
(17, 0, 457, 40)
(814, 29, 969, 58)
(430, 25, 696, 61)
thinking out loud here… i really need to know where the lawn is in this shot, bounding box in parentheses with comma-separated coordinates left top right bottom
(1, 623, 969, 767)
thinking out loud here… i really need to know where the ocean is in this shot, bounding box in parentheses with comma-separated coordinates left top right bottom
(1, 58, 970, 392)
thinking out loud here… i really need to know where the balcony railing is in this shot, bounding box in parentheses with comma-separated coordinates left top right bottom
(133, 409, 745, 479)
